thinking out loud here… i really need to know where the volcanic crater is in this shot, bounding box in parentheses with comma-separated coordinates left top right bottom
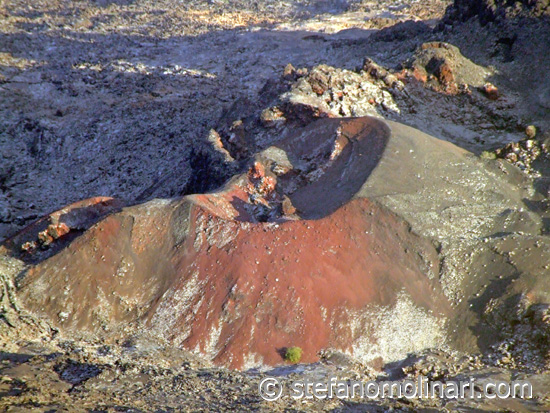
(4, 116, 453, 369)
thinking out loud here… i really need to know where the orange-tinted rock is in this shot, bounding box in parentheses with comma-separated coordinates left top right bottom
(283, 63, 297, 81)
(260, 106, 286, 128)
(436, 62, 455, 85)
(281, 196, 296, 216)
(481, 82, 499, 100)
(47, 222, 70, 240)
(399, 42, 490, 96)
(6, 197, 123, 261)
(37, 230, 54, 246)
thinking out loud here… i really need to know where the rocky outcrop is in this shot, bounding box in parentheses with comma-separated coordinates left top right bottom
(247, 42, 528, 153)
(398, 42, 491, 95)
(4, 197, 123, 263)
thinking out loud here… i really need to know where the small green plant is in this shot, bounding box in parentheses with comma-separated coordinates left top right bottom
(480, 150, 496, 160)
(284, 346, 303, 363)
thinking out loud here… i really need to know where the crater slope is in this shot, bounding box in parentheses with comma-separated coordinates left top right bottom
(3, 116, 547, 370)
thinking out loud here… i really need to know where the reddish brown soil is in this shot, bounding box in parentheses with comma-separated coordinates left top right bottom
(149, 197, 447, 368)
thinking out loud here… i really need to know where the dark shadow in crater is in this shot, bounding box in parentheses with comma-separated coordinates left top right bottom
(223, 116, 390, 223)
(275, 116, 390, 219)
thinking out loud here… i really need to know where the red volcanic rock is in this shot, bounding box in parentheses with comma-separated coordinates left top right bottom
(35, 223, 70, 248)
(246, 161, 276, 202)
(148, 197, 446, 368)
(46, 222, 70, 240)
(481, 82, 499, 100)
(436, 62, 455, 85)
(7, 118, 452, 370)
(37, 230, 54, 247)
(400, 42, 491, 96)
(5, 196, 123, 260)
(260, 106, 286, 128)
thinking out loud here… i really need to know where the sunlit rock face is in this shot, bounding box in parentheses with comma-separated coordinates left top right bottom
(13, 115, 542, 369)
